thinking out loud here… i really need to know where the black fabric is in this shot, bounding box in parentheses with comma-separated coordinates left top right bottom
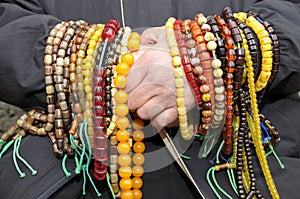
(0, 0, 300, 198)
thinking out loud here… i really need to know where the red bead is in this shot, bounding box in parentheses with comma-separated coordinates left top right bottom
(186, 72, 195, 82)
(183, 64, 193, 73)
(181, 55, 190, 65)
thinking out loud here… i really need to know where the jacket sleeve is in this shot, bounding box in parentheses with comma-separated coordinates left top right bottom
(0, 2, 60, 110)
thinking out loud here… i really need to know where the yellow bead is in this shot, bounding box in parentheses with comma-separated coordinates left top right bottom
(236, 12, 247, 22)
(202, 93, 211, 102)
(119, 166, 132, 178)
(116, 117, 130, 130)
(261, 37, 272, 45)
(261, 44, 272, 52)
(121, 53, 135, 66)
(116, 129, 130, 142)
(207, 41, 217, 51)
(83, 77, 91, 85)
(94, 30, 102, 37)
(212, 59, 221, 68)
(170, 46, 179, 56)
(262, 51, 273, 58)
(262, 64, 272, 71)
(84, 85, 92, 93)
(213, 68, 223, 78)
(257, 30, 269, 39)
(253, 23, 265, 33)
(175, 78, 184, 88)
(168, 17, 176, 24)
(172, 56, 182, 67)
(114, 75, 127, 88)
(83, 61, 92, 70)
(204, 32, 215, 41)
(262, 58, 272, 66)
(176, 97, 186, 107)
(87, 48, 94, 56)
(245, 55, 252, 62)
(115, 90, 128, 104)
(118, 154, 132, 166)
(177, 106, 187, 116)
(130, 32, 141, 40)
(128, 38, 140, 52)
(178, 115, 187, 123)
(115, 104, 129, 117)
(246, 60, 253, 67)
(116, 63, 130, 75)
(174, 68, 184, 78)
(165, 21, 174, 28)
(180, 122, 188, 129)
(176, 88, 185, 97)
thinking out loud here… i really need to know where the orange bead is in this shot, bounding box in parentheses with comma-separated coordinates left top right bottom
(121, 190, 134, 199)
(132, 189, 142, 199)
(132, 118, 144, 130)
(132, 130, 144, 142)
(118, 154, 132, 166)
(117, 142, 131, 154)
(133, 142, 145, 153)
(116, 129, 130, 142)
(132, 177, 143, 189)
(115, 104, 129, 117)
(132, 165, 144, 177)
(119, 166, 132, 178)
(128, 39, 140, 52)
(133, 153, 145, 165)
(115, 90, 128, 104)
(116, 62, 130, 75)
(121, 53, 135, 66)
(114, 75, 127, 88)
(120, 178, 133, 190)
(116, 116, 130, 130)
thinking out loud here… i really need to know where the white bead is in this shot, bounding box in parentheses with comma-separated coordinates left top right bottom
(207, 41, 217, 50)
(197, 16, 207, 24)
(211, 59, 222, 68)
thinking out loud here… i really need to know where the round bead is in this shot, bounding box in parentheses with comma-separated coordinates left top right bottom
(174, 68, 184, 78)
(211, 59, 222, 68)
(114, 75, 127, 88)
(130, 32, 141, 40)
(116, 63, 130, 75)
(202, 93, 211, 102)
(133, 153, 145, 165)
(128, 38, 140, 52)
(116, 129, 130, 142)
(117, 142, 131, 154)
(118, 154, 132, 166)
(116, 117, 130, 130)
(121, 53, 135, 66)
(132, 119, 144, 130)
(133, 142, 145, 153)
(132, 165, 144, 177)
(132, 130, 144, 142)
(213, 68, 223, 78)
(132, 189, 143, 199)
(121, 190, 133, 199)
(132, 177, 143, 189)
(115, 104, 129, 117)
(197, 16, 207, 24)
(120, 178, 133, 191)
(204, 32, 215, 41)
(119, 166, 132, 178)
(172, 56, 182, 67)
(115, 90, 128, 104)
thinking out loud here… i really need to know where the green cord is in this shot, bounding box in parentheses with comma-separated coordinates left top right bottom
(237, 43, 241, 49)
(12, 137, 25, 178)
(211, 168, 233, 199)
(0, 139, 6, 150)
(269, 145, 285, 169)
(107, 174, 116, 199)
(227, 169, 238, 196)
(206, 167, 222, 199)
(76, 122, 86, 174)
(216, 140, 224, 164)
(62, 154, 71, 177)
(230, 168, 237, 192)
(99, 38, 108, 68)
(15, 136, 37, 175)
(82, 168, 87, 195)
(0, 139, 14, 158)
(180, 154, 191, 160)
(202, 136, 216, 158)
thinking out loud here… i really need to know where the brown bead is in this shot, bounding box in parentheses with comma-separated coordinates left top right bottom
(199, 52, 211, 61)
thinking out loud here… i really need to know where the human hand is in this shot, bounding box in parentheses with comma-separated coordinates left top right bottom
(126, 27, 196, 131)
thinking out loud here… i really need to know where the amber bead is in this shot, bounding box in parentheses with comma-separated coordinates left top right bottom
(132, 165, 144, 177)
(133, 142, 145, 153)
(132, 177, 143, 189)
(116, 63, 130, 75)
(132, 118, 144, 130)
(120, 178, 133, 191)
(117, 142, 131, 154)
(119, 166, 132, 179)
(115, 90, 128, 104)
(132, 130, 144, 142)
(121, 53, 135, 66)
(132, 189, 142, 199)
(133, 153, 145, 165)
(121, 190, 134, 199)
(116, 129, 130, 142)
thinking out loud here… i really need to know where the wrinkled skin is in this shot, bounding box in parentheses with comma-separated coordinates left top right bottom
(126, 27, 196, 131)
